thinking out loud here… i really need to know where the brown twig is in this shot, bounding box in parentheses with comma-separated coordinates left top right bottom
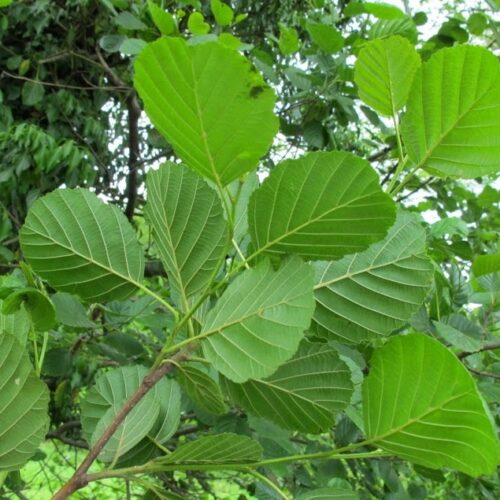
(0, 70, 127, 92)
(52, 350, 189, 499)
(95, 47, 142, 220)
(458, 341, 500, 359)
(467, 367, 500, 380)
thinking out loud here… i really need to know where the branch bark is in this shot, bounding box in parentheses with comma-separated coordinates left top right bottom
(458, 341, 500, 359)
(95, 47, 142, 220)
(52, 350, 189, 499)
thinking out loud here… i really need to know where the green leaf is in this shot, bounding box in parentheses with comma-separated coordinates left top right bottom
(210, 0, 233, 26)
(20, 189, 144, 303)
(0, 301, 30, 345)
(430, 217, 469, 238)
(148, 1, 176, 35)
(42, 348, 72, 377)
(306, 22, 344, 53)
(114, 11, 148, 31)
(0, 0, 13, 8)
(93, 399, 159, 463)
(81, 366, 180, 462)
(120, 38, 147, 55)
(363, 2, 405, 19)
(22, 81, 45, 106)
(363, 333, 497, 477)
(188, 12, 210, 34)
(0, 331, 49, 471)
(160, 433, 262, 465)
(2, 288, 55, 331)
(121, 374, 181, 464)
(82, 366, 159, 462)
(134, 38, 278, 186)
(369, 17, 418, 43)
(99, 34, 127, 53)
(297, 487, 358, 500)
(218, 32, 241, 50)
(313, 212, 433, 343)
(434, 321, 481, 352)
(145, 163, 228, 309)
(201, 257, 315, 382)
(279, 25, 300, 55)
(248, 151, 396, 260)
(177, 365, 227, 414)
(51, 292, 95, 328)
(222, 341, 353, 433)
(355, 36, 420, 116)
(232, 172, 258, 245)
(472, 254, 500, 277)
(401, 44, 500, 178)
(345, 2, 405, 19)
(467, 12, 488, 36)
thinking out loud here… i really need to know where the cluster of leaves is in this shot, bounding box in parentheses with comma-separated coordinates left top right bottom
(0, 0, 499, 499)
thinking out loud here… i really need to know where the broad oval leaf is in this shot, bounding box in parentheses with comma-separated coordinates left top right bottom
(354, 36, 420, 116)
(313, 211, 433, 343)
(145, 163, 228, 309)
(249, 152, 396, 260)
(369, 17, 418, 43)
(134, 38, 278, 186)
(297, 487, 358, 500)
(0, 331, 49, 471)
(81, 365, 181, 462)
(52, 292, 95, 328)
(222, 341, 353, 433)
(160, 433, 262, 465)
(363, 333, 498, 477)
(177, 365, 227, 415)
(472, 254, 500, 277)
(306, 22, 344, 54)
(114, 376, 182, 467)
(202, 257, 315, 383)
(232, 172, 259, 245)
(401, 45, 500, 178)
(2, 288, 55, 331)
(20, 188, 144, 303)
(92, 398, 160, 463)
(0, 302, 30, 345)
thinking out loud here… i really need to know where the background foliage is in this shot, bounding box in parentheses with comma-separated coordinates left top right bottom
(0, 0, 499, 498)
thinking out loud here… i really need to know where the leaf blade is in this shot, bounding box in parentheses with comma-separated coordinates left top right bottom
(401, 44, 500, 178)
(145, 163, 228, 309)
(354, 35, 420, 116)
(363, 333, 497, 477)
(161, 433, 262, 465)
(313, 211, 433, 343)
(248, 151, 396, 261)
(134, 38, 278, 186)
(0, 332, 49, 471)
(222, 341, 353, 433)
(202, 257, 315, 382)
(20, 189, 144, 303)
